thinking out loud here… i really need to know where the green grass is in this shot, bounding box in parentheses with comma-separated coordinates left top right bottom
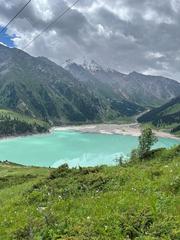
(0, 146, 179, 239)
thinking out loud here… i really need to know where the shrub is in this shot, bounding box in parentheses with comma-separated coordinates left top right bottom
(119, 208, 154, 239)
(49, 164, 70, 179)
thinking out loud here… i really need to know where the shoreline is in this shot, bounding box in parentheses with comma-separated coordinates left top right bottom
(0, 123, 179, 141)
(53, 123, 180, 140)
(0, 130, 50, 141)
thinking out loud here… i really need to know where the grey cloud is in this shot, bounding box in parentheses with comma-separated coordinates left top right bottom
(0, 0, 179, 81)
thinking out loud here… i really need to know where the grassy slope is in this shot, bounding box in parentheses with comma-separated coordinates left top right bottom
(0, 146, 179, 240)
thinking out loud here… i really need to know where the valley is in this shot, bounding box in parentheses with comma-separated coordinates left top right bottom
(0, 44, 180, 129)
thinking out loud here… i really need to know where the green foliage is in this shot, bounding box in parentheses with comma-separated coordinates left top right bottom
(130, 128, 158, 162)
(130, 148, 139, 162)
(0, 146, 179, 239)
(119, 207, 154, 238)
(138, 128, 158, 159)
(49, 163, 70, 179)
(115, 155, 124, 166)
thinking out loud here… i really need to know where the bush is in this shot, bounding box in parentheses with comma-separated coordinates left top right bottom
(119, 208, 154, 239)
(49, 164, 70, 179)
(130, 149, 139, 163)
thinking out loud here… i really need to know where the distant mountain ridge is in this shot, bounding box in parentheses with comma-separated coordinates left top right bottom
(0, 45, 143, 123)
(138, 96, 180, 127)
(65, 59, 180, 107)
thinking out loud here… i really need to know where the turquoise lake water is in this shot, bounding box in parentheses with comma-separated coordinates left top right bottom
(0, 130, 179, 167)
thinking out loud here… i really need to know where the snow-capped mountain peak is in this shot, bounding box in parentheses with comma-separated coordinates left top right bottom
(82, 59, 104, 73)
(64, 58, 116, 74)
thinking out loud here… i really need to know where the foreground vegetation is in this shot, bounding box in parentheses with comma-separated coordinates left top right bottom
(0, 145, 179, 239)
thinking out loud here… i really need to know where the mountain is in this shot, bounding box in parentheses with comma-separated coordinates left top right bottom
(65, 60, 125, 100)
(0, 45, 143, 124)
(65, 60, 144, 118)
(65, 59, 180, 107)
(138, 96, 180, 133)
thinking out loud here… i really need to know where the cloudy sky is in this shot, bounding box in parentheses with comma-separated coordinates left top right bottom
(0, 0, 180, 81)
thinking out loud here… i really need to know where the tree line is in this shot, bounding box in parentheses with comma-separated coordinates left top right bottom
(0, 115, 49, 137)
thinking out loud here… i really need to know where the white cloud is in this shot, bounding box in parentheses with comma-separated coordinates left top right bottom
(96, 24, 112, 38)
(171, 0, 180, 12)
(146, 52, 164, 59)
(143, 9, 174, 24)
(32, 0, 54, 22)
(0, 41, 7, 47)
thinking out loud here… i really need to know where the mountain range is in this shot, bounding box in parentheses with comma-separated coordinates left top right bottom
(65, 59, 180, 107)
(0, 44, 180, 124)
(0, 45, 143, 123)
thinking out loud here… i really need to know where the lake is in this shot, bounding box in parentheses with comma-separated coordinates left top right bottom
(0, 130, 179, 167)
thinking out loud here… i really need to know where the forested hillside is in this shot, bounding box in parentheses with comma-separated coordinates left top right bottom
(138, 96, 180, 134)
(0, 109, 49, 137)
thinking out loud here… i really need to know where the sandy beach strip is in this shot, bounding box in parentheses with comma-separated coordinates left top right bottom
(53, 124, 180, 140)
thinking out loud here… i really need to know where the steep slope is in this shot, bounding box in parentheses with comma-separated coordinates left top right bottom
(0, 45, 105, 123)
(138, 96, 180, 132)
(0, 45, 143, 123)
(66, 60, 180, 107)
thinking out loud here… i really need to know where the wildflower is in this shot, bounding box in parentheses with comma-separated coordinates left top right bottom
(37, 206, 46, 212)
